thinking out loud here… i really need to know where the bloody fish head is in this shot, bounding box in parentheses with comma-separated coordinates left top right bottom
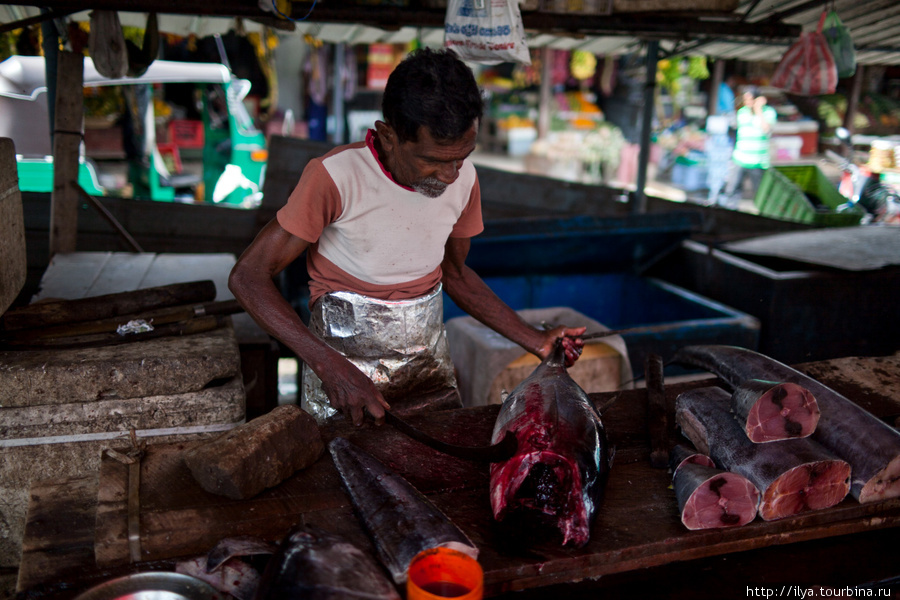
(489, 342, 611, 547)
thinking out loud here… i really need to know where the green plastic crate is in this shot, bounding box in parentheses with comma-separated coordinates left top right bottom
(753, 165, 864, 226)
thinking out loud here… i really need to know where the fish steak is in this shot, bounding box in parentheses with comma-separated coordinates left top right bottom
(732, 379, 820, 443)
(676, 386, 850, 520)
(673, 345, 900, 503)
(489, 341, 612, 547)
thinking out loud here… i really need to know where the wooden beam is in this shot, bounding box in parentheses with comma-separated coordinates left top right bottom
(843, 64, 864, 134)
(49, 50, 84, 257)
(9, 1, 801, 41)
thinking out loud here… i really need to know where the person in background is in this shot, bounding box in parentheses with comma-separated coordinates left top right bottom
(716, 75, 737, 122)
(229, 48, 584, 427)
(721, 88, 777, 209)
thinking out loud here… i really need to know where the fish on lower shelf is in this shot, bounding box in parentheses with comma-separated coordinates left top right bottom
(254, 525, 401, 600)
(489, 339, 613, 548)
(175, 526, 399, 600)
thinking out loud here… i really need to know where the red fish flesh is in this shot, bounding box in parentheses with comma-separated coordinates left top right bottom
(732, 379, 820, 443)
(489, 340, 612, 547)
(673, 461, 760, 530)
(673, 345, 900, 503)
(669, 443, 716, 475)
(676, 386, 850, 521)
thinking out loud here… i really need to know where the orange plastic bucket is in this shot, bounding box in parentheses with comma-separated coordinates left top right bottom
(407, 547, 483, 600)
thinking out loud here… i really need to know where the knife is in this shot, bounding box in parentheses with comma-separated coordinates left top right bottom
(383, 410, 518, 463)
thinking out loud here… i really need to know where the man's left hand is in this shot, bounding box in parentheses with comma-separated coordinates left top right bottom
(536, 325, 586, 367)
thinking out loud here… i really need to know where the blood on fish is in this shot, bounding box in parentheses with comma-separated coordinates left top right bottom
(490, 340, 611, 547)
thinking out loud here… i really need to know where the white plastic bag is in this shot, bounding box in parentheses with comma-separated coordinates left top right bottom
(444, 0, 531, 65)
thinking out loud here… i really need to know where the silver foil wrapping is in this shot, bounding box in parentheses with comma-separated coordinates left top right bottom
(301, 285, 457, 423)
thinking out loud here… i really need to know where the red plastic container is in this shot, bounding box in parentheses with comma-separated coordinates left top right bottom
(407, 547, 483, 600)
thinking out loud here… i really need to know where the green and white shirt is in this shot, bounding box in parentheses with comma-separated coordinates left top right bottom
(732, 105, 778, 169)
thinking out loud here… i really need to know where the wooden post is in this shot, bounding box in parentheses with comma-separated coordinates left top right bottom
(538, 46, 553, 141)
(49, 50, 84, 257)
(842, 64, 864, 134)
(632, 40, 659, 215)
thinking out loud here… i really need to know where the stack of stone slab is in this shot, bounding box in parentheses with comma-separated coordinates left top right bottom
(0, 325, 246, 567)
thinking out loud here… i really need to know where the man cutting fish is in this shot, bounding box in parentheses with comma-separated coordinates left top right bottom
(230, 48, 584, 427)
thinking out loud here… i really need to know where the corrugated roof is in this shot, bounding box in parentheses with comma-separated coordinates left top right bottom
(1, 1, 898, 65)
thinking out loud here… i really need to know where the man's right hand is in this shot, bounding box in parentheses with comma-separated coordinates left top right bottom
(318, 355, 391, 427)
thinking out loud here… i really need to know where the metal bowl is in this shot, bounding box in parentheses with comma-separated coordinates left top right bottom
(72, 572, 223, 600)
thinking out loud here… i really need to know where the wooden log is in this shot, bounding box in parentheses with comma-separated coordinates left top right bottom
(2, 315, 229, 350)
(1, 299, 242, 342)
(0, 280, 217, 331)
(182, 405, 325, 500)
(0, 324, 242, 407)
(49, 50, 84, 257)
(0, 137, 26, 316)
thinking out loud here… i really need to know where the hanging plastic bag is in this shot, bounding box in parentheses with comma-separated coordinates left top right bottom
(444, 0, 531, 65)
(771, 11, 838, 96)
(823, 10, 856, 78)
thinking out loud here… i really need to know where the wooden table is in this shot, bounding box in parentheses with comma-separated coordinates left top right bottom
(15, 354, 900, 598)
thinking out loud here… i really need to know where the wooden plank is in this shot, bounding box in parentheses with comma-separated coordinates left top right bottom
(0, 325, 242, 407)
(798, 353, 900, 425)
(6, 278, 217, 330)
(48, 51, 84, 257)
(17, 476, 99, 592)
(0, 137, 26, 315)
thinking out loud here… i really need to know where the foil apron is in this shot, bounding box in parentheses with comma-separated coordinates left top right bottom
(300, 284, 458, 423)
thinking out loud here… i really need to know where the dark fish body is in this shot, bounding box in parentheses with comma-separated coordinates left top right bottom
(206, 535, 277, 573)
(673, 345, 900, 503)
(676, 386, 850, 521)
(732, 379, 820, 443)
(328, 437, 478, 585)
(669, 443, 716, 477)
(673, 462, 760, 530)
(254, 524, 400, 600)
(489, 341, 611, 547)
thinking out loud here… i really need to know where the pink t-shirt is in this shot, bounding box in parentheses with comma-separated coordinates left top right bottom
(277, 130, 484, 306)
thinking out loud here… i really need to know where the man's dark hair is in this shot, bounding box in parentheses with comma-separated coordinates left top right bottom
(382, 47, 483, 143)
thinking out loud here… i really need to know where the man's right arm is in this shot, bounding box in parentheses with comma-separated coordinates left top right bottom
(228, 219, 390, 426)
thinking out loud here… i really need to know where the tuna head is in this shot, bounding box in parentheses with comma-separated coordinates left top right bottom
(489, 340, 611, 547)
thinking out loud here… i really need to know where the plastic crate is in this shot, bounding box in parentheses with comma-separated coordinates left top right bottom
(753, 165, 864, 226)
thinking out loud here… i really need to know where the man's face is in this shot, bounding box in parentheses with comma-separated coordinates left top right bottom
(378, 122, 478, 198)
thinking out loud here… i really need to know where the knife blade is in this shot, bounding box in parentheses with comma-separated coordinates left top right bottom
(383, 410, 517, 463)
